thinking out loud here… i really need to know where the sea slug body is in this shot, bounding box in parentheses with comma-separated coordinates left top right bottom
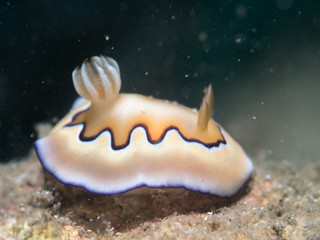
(34, 55, 253, 197)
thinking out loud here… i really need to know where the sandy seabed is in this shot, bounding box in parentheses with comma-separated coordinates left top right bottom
(0, 127, 319, 239)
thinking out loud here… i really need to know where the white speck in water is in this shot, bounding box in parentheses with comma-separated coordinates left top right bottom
(185, 74, 189, 78)
(235, 37, 242, 44)
(145, 72, 149, 76)
(235, 34, 245, 44)
(105, 34, 110, 41)
(252, 115, 257, 120)
(235, 4, 247, 19)
(198, 31, 208, 43)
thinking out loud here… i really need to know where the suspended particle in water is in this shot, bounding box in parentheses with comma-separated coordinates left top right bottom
(235, 4, 247, 19)
(198, 31, 208, 43)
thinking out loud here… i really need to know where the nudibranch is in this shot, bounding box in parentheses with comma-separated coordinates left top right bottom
(34, 55, 253, 197)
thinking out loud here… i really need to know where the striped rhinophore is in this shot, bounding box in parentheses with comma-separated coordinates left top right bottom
(72, 55, 121, 102)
